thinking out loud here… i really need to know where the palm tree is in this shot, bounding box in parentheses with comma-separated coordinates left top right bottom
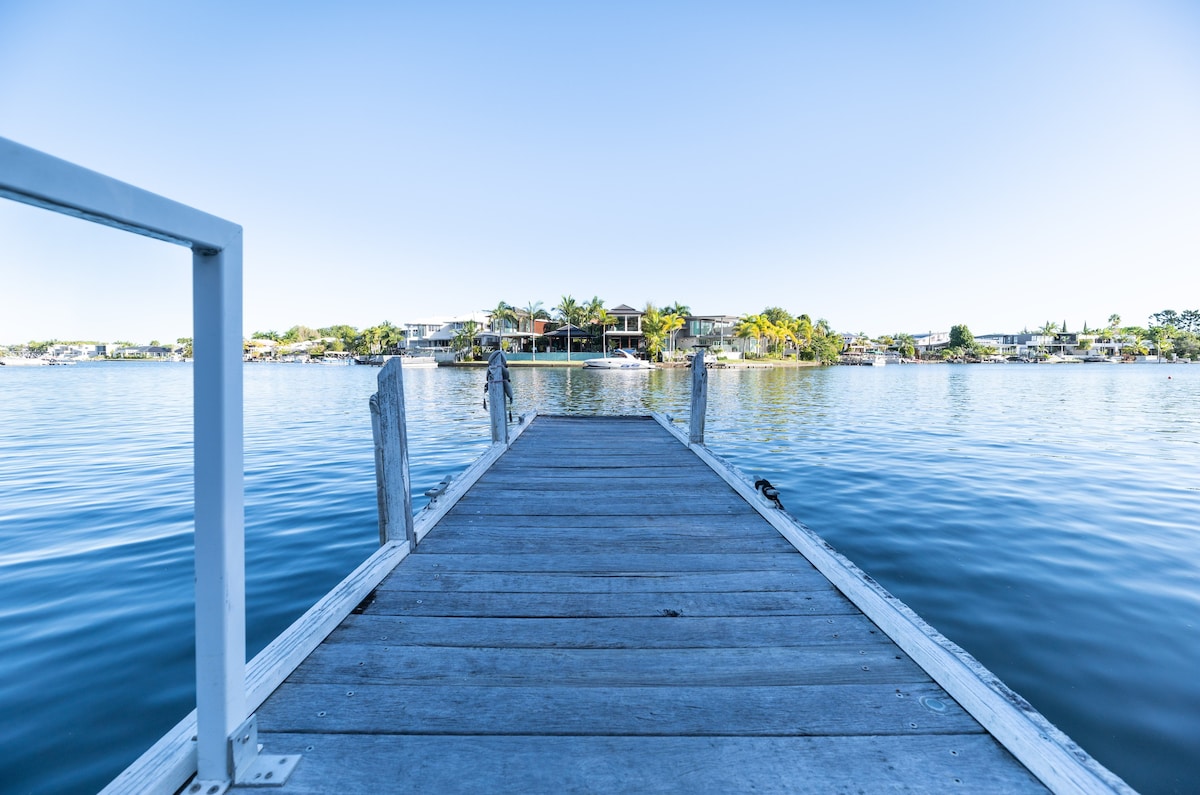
(1038, 320, 1059, 357)
(488, 302, 517, 352)
(1121, 331, 1149, 357)
(1104, 314, 1123, 355)
(794, 314, 814, 357)
(590, 308, 617, 353)
(555, 295, 582, 359)
(379, 321, 405, 354)
(640, 303, 672, 361)
(452, 320, 480, 360)
(489, 301, 516, 334)
(583, 297, 611, 353)
(663, 311, 685, 358)
(523, 300, 546, 359)
(1147, 326, 1171, 361)
(734, 314, 769, 358)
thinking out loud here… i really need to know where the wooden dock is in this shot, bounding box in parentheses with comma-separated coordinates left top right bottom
(213, 413, 1122, 794)
(5, 146, 1131, 795)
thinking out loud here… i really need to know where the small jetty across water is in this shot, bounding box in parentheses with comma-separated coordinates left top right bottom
(234, 416, 1052, 792)
(108, 354, 1133, 794)
(1, 137, 1129, 795)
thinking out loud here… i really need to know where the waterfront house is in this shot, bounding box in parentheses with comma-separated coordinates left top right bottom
(912, 331, 951, 355)
(398, 319, 448, 351)
(543, 323, 593, 353)
(114, 345, 172, 360)
(244, 338, 278, 360)
(605, 304, 644, 351)
(404, 314, 490, 353)
(674, 315, 743, 357)
(42, 342, 112, 360)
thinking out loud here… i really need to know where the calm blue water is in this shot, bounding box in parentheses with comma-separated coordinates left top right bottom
(1, 361, 1197, 794)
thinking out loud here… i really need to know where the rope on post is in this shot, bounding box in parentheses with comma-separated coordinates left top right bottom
(486, 350, 512, 445)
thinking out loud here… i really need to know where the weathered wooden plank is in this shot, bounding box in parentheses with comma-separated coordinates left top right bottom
(256, 682, 984, 736)
(416, 527, 795, 555)
(287, 644, 929, 687)
(431, 513, 777, 532)
(471, 475, 736, 491)
(487, 458, 702, 471)
(365, 588, 861, 617)
(398, 552, 818, 573)
(447, 494, 751, 516)
(374, 569, 834, 594)
(235, 734, 1047, 794)
(326, 614, 889, 649)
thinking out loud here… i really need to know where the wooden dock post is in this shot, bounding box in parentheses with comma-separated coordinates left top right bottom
(370, 358, 415, 547)
(689, 349, 708, 444)
(487, 351, 510, 445)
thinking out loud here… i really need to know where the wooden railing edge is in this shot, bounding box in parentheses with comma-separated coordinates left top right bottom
(649, 412, 1134, 795)
(105, 408, 539, 794)
(101, 538, 411, 794)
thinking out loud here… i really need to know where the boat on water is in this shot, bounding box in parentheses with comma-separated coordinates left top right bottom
(398, 355, 438, 368)
(582, 349, 655, 370)
(862, 352, 886, 366)
(0, 356, 49, 366)
(354, 354, 439, 367)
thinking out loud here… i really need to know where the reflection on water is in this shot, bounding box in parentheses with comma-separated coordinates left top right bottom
(1, 362, 1197, 794)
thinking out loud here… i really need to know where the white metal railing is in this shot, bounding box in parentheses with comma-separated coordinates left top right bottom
(0, 137, 293, 792)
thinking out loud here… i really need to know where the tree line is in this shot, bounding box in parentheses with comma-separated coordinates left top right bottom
(17, 306, 1194, 363)
(933, 311, 1200, 360)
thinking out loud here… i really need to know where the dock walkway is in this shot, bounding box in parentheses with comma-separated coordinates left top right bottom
(232, 415, 1052, 792)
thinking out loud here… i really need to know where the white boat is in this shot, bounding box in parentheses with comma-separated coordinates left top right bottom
(862, 353, 886, 366)
(0, 356, 49, 366)
(582, 350, 655, 370)
(398, 356, 438, 368)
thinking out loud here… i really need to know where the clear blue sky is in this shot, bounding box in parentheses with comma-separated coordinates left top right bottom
(3, 0, 1198, 343)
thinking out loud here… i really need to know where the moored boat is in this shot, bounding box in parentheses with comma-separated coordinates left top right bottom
(582, 350, 655, 370)
(0, 356, 49, 366)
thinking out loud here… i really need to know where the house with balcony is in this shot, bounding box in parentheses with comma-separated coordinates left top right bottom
(605, 304, 644, 351)
(674, 315, 742, 356)
(912, 331, 951, 355)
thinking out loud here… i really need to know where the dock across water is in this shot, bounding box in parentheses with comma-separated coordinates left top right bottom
(110, 357, 1132, 794)
(1, 139, 1131, 795)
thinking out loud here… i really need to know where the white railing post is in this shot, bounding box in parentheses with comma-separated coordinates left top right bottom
(192, 241, 246, 783)
(1, 137, 297, 792)
(689, 349, 708, 445)
(370, 358, 415, 547)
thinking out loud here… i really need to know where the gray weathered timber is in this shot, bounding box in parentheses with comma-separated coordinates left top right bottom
(364, 588, 861, 617)
(690, 348, 707, 443)
(325, 613, 887, 648)
(226, 734, 1047, 794)
(228, 415, 1129, 794)
(369, 358, 414, 546)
